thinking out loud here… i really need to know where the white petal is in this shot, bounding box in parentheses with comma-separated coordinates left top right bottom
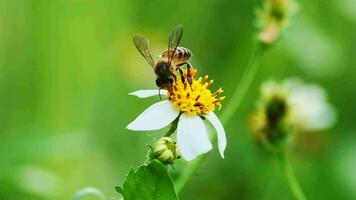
(177, 114, 212, 161)
(129, 90, 168, 98)
(206, 112, 227, 158)
(126, 100, 179, 131)
(288, 84, 336, 130)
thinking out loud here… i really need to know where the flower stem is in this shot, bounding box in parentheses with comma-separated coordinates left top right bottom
(220, 43, 267, 122)
(279, 152, 307, 200)
(175, 43, 267, 193)
(165, 116, 179, 137)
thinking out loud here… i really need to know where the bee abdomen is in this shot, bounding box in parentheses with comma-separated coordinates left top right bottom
(161, 46, 192, 64)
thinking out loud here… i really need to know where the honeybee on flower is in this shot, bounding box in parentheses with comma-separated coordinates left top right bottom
(127, 69, 226, 161)
(251, 78, 336, 149)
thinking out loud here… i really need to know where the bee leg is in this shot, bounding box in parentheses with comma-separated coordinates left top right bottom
(176, 62, 186, 79)
(177, 68, 186, 83)
(176, 62, 185, 67)
(186, 62, 193, 85)
(172, 73, 177, 81)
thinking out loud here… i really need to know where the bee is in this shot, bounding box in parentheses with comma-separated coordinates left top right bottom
(133, 25, 193, 90)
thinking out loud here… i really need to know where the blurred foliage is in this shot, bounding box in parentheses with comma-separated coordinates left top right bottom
(0, 0, 355, 199)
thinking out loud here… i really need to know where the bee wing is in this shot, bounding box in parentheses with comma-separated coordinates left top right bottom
(133, 34, 155, 68)
(167, 24, 184, 65)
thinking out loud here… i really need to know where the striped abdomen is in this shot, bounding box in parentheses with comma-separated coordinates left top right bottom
(161, 46, 192, 65)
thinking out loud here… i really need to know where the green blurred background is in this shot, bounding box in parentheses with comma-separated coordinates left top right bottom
(1, 0, 355, 199)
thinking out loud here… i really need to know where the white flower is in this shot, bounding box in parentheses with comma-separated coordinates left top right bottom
(261, 78, 336, 131)
(286, 80, 336, 131)
(126, 76, 226, 161)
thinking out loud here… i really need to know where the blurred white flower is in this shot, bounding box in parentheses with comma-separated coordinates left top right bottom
(261, 78, 336, 131)
(126, 75, 226, 161)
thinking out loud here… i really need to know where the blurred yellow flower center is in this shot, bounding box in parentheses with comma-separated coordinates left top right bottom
(168, 72, 225, 116)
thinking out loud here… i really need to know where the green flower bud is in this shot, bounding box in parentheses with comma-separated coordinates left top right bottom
(251, 85, 294, 152)
(152, 137, 179, 164)
(266, 96, 287, 127)
(257, 0, 297, 45)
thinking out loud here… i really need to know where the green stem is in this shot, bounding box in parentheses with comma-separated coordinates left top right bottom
(175, 43, 267, 193)
(165, 117, 179, 137)
(175, 154, 207, 193)
(145, 119, 179, 164)
(279, 152, 307, 200)
(220, 43, 267, 122)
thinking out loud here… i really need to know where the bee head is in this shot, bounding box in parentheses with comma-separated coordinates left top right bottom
(156, 76, 174, 89)
(155, 61, 171, 76)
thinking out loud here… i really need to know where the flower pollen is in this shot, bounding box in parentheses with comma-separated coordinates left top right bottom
(168, 73, 224, 116)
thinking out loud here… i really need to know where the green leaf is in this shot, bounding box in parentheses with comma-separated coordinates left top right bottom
(116, 160, 178, 200)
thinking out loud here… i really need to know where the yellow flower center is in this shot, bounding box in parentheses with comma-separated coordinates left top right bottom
(168, 72, 225, 116)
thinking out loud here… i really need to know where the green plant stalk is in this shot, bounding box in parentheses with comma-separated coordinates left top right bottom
(279, 152, 307, 200)
(175, 43, 267, 193)
(220, 43, 267, 123)
(165, 116, 180, 137)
